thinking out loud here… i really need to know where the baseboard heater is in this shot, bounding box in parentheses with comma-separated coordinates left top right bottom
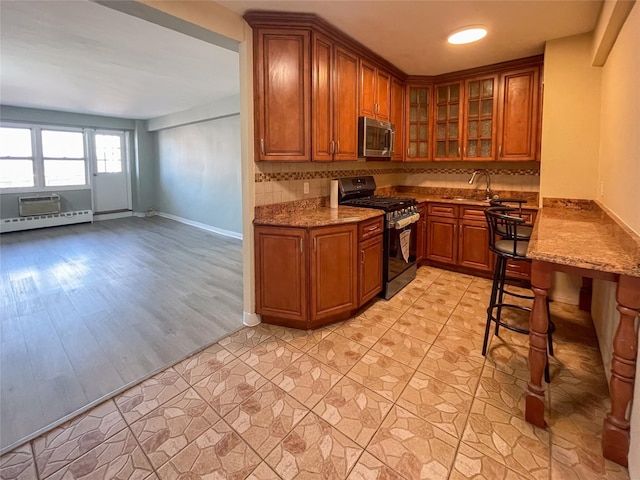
(1, 210, 94, 233)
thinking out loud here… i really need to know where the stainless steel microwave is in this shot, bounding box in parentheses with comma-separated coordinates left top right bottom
(358, 117, 395, 158)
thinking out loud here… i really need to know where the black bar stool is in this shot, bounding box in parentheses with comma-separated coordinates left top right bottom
(483, 206, 554, 382)
(489, 198, 533, 239)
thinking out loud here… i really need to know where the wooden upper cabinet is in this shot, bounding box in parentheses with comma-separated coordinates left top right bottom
(463, 76, 498, 161)
(359, 60, 391, 121)
(434, 81, 463, 160)
(309, 225, 358, 321)
(405, 85, 431, 161)
(496, 66, 540, 161)
(312, 35, 359, 162)
(390, 77, 405, 161)
(254, 29, 311, 162)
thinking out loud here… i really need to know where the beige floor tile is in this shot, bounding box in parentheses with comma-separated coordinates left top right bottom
(45, 429, 153, 480)
(272, 354, 342, 408)
(33, 400, 127, 478)
(417, 345, 483, 396)
(366, 405, 458, 480)
(346, 452, 405, 480)
(247, 462, 282, 480)
(157, 419, 261, 480)
(483, 338, 530, 381)
(312, 376, 393, 447)
(278, 326, 334, 352)
(265, 412, 362, 480)
(405, 298, 454, 325)
(115, 368, 189, 424)
(173, 343, 235, 385)
(224, 383, 308, 458)
(402, 278, 434, 299)
(0, 444, 37, 480)
(371, 329, 430, 369)
(550, 435, 629, 480)
(422, 283, 465, 307)
(193, 358, 268, 417)
(461, 400, 549, 480)
(217, 327, 273, 356)
(360, 301, 406, 325)
(397, 371, 472, 438)
(383, 290, 419, 312)
(450, 442, 522, 480)
(432, 325, 487, 365)
(475, 366, 529, 417)
(347, 351, 414, 401)
(129, 388, 219, 469)
(239, 337, 304, 380)
(333, 315, 390, 348)
(447, 298, 489, 337)
(390, 311, 443, 344)
(437, 270, 474, 285)
(306, 332, 369, 374)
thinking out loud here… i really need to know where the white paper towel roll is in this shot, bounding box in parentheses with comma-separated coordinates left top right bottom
(330, 179, 339, 208)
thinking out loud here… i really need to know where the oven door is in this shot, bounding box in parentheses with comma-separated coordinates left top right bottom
(386, 216, 418, 286)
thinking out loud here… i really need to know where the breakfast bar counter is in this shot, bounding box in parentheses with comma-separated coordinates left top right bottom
(525, 200, 640, 466)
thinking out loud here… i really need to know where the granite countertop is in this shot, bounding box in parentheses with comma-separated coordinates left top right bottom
(254, 200, 383, 227)
(527, 200, 640, 277)
(382, 186, 539, 209)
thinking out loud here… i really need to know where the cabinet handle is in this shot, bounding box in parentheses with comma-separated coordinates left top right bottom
(330, 141, 335, 154)
(336, 141, 340, 154)
(260, 138, 265, 155)
(361, 250, 365, 264)
(313, 237, 317, 251)
(367, 226, 379, 231)
(498, 145, 502, 157)
(407, 148, 410, 157)
(458, 146, 461, 157)
(463, 147, 467, 157)
(299, 238, 303, 253)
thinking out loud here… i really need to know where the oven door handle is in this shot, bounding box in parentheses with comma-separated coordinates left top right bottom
(390, 212, 420, 229)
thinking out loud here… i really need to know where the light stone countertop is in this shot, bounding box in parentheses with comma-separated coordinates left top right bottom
(527, 202, 640, 277)
(254, 203, 383, 227)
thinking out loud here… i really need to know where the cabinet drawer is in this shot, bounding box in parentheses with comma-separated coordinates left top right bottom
(428, 203, 457, 218)
(358, 217, 384, 241)
(460, 206, 486, 221)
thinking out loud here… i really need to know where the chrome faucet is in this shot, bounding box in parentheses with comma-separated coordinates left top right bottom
(468, 169, 493, 199)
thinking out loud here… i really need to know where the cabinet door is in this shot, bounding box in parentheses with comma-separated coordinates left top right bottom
(310, 225, 358, 321)
(333, 46, 360, 161)
(426, 216, 457, 264)
(255, 29, 311, 161)
(434, 82, 463, 160)
(359, 60, 376, 118)
(359, 235, 383, 306)
(312, 34, 333, 162)
(390, 77, 405, 161)
(497, 67, 540, 161)
(411, 204, 427, 262)
(458, 220, 492, 272)
(463, 76, 497, 160)
(375, 70, 391, 121)
(255, 226, 307, 326)
(405, 85, 431, 161)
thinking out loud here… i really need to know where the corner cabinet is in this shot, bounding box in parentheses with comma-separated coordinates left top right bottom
(255, 218, 382, 329)
(405, 85, 431, 161)
(253, 28, 311, 161)
(434, 82, 463, 160)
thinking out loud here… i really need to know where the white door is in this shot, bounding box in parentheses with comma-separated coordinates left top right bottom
(91, 131, 131, 213)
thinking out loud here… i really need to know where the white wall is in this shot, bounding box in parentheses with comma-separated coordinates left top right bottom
(157, 114, 242, 235)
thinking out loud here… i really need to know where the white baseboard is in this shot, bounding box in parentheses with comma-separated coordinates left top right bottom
(158, 212, 242, 240)
(94, 211, 133, 221)
(243, 311, 261, 327)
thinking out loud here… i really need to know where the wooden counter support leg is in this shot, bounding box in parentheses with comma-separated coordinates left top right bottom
(603, 275, 640, 467)
(526, 260, 551, 428)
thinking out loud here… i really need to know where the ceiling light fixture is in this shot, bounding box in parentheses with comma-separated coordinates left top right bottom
(447, 26, 488, 45)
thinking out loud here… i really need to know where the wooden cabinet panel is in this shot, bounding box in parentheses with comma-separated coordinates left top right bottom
(427, 216, 457, 264)
(333, 46, 359, 161)
(458, 220, 492, 272)
(463, 76, 498, 160)
(415, 204, 427, 262)
(255, 29, 311, 161)
(390, 77, 404, 161)
(359, 61, 376, 118)
(405, 85, 431, 161)
(310, 225, 358, 321)
(358, 216, 384, 241)
(434, 81, 463, 160)
(497, 67, 540, 161)
(376, 70, 391, 121)
(312, 34, 333, 162)
(255, 226, 307, 326)
(359, 235, 383, 305)
(427, 203, 457, 218)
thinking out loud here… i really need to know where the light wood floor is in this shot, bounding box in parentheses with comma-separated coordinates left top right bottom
(0, 216, 243, 452)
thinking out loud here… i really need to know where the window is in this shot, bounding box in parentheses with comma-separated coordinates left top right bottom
(42, 130, 86, 186)
(0, 127, 35, 188)
(95, 133, 124, 173)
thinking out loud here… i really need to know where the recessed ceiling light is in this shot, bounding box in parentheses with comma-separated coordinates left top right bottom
(447, 26, 488, 45)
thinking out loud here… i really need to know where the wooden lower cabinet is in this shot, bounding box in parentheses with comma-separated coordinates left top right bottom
(426, 216, 457, 264)
(458, 219, 492, 272)
(255, 219, 382, 329)
(359, 235, 383, 305)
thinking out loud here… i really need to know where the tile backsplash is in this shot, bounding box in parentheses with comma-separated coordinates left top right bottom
(254, 161, 539, 206)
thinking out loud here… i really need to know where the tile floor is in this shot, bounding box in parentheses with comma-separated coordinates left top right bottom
(0, 267, 630, 480)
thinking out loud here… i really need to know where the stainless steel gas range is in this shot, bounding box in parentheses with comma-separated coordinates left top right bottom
(338, 176, 420, 299)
